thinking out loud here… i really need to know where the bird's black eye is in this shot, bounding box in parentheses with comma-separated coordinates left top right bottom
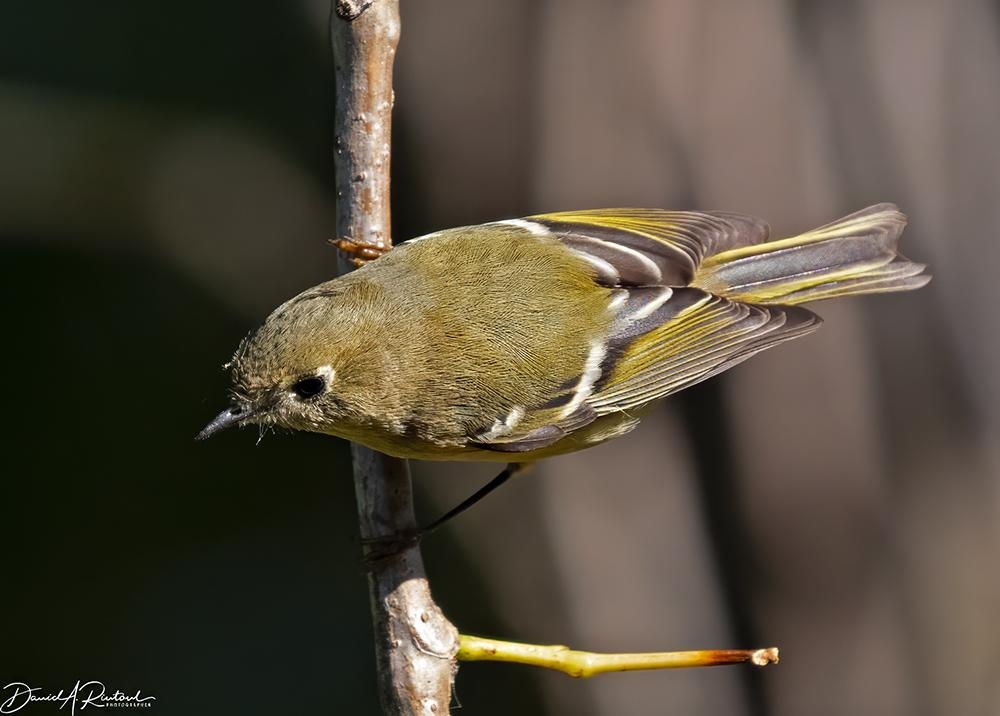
(291, 376, 326, 399)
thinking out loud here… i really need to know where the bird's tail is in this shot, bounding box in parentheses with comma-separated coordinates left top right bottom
(691, 203, 930, 305)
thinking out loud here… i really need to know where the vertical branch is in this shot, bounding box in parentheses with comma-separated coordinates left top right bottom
(331, 2, 459, 714)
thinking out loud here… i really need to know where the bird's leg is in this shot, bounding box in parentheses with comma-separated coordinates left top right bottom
(332, 236, 391, 267)
(421, 462, 525, 534)
(361, 463, 525, 566)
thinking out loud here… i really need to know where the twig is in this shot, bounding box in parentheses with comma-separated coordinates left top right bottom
(331, 2, 459, 714)
(458, 635, 779, 677)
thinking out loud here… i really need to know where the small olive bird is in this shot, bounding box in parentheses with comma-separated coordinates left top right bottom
(199, 204, 929, 532)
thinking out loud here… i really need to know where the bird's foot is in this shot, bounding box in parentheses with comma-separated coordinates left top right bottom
(333, 237, 391, 267)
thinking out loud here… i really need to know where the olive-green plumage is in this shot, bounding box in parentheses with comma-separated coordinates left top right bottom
(202, 204, 929, 462)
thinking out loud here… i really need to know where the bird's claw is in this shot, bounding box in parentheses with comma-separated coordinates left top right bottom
(333, 237, 391, 267)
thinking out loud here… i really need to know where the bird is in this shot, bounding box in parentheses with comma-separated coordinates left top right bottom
(198, 203, 929, 531)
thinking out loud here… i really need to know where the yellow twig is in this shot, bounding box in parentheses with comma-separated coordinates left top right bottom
(457, 634, 779, 678)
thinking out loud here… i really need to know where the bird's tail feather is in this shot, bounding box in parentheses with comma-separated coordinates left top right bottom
(691, 203, 930, 305)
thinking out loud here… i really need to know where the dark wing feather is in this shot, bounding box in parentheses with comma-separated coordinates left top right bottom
(469, 402, 598, 453)
(523, 209, 816, 413)
(527, 209, 771, 285)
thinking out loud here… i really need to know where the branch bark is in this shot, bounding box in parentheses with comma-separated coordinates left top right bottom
(331, 2, 459, 714)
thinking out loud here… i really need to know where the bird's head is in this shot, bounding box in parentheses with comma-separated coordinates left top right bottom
(197, 280, 392, 441)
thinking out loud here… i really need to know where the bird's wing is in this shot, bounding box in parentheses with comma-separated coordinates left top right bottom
(469, 209, 819, 453)
(587, 288, 820, 413)
(520, 208, 772, 286)
(470, 289, 820, 455)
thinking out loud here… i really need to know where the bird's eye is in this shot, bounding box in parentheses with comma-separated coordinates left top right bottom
(291, 376, 326, 399)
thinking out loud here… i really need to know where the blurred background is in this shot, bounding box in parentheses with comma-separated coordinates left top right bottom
(2, 1, 997, 714)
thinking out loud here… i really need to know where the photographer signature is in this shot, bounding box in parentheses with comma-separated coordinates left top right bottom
(1, 681, 155, 714)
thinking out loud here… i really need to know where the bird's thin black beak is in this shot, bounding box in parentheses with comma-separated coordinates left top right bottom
(196, 405, 252, 440)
